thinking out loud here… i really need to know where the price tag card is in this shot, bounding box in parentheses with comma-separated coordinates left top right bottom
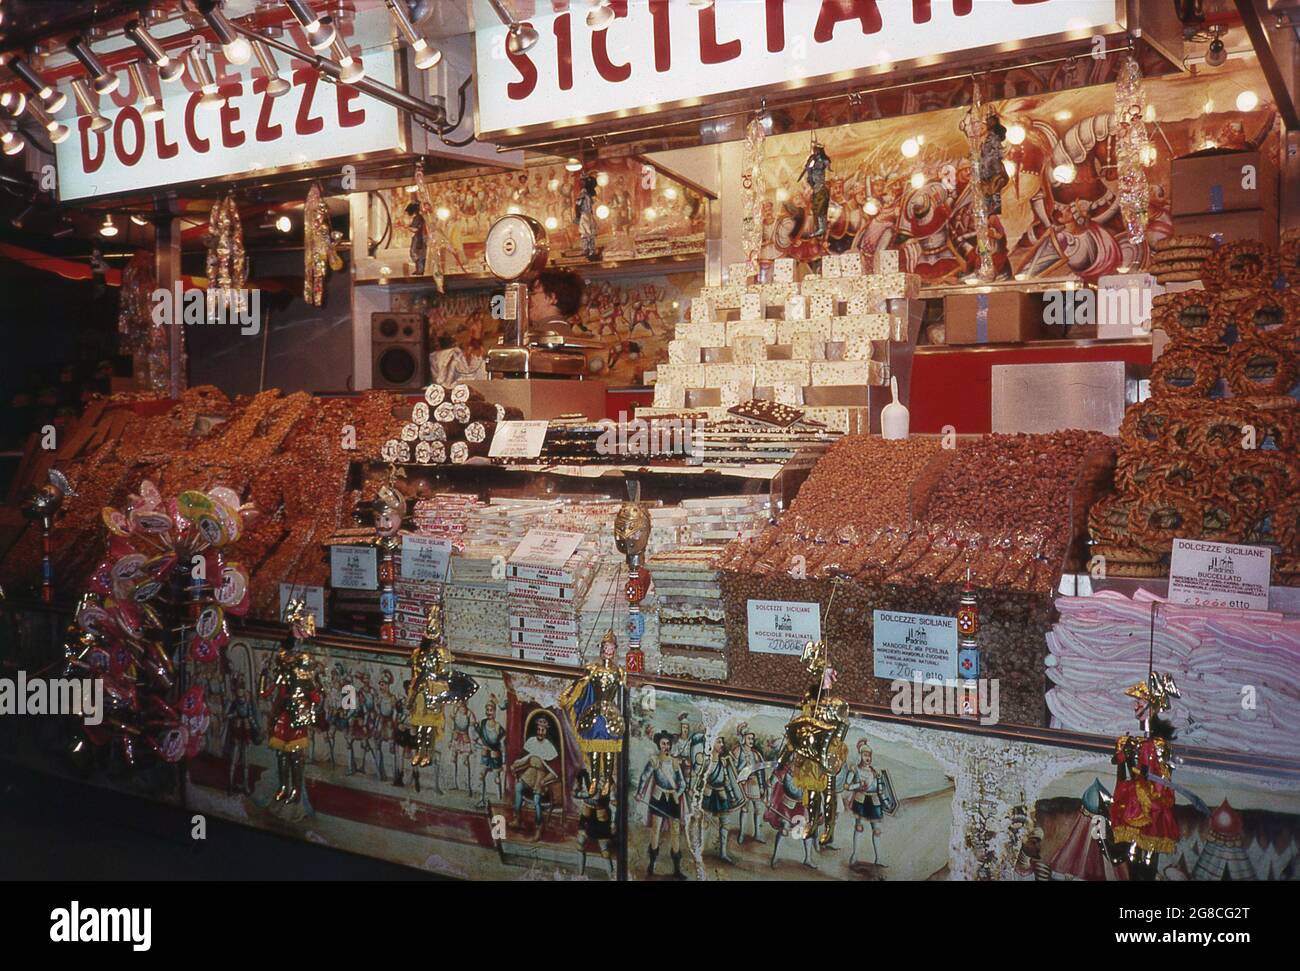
(330, 545, 379, 591)
(1168, 538, 1271, 611)
(510, 529, 585, 569)
(401, 534, 453, 582)
(489, 420, 549, 459)
(872, 610, 958, 681)
(278, 584, 326, 629)
(746, 599, 821, 656)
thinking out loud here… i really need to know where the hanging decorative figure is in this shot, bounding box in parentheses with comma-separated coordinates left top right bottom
(576, 173, 600, 260)
(258, 598, 327, 813)
(799, 138, 832, 241)
(977, 111, 1009, 216)
(776, 639, 849, 849)
(405, 604, 478, 778)
(407, 201, 428, 276)
(560, 629, 626, 798)
(1110, 672, 1182, 880)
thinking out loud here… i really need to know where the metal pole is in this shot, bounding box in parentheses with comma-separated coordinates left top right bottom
(226, 20, 450, 126)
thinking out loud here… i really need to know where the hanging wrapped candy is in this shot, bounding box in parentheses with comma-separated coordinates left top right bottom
(67, 480, 257, 769)
(303, 182, 332, 306)
(741, 114, 766, 275)
(413, 161, 448, 292)
(960, 81, 995, 281)
(206, 194, 247, 319)
(1114, 55, 1152, 247)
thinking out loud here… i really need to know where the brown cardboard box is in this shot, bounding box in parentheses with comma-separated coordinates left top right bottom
(944, 291, 1041, 344)
(1170, 148, 1278, 216)
(1172, 209, 1279, 245)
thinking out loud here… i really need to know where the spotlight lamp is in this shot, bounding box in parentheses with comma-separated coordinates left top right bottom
(9, 58, 67, 113)
(125, 20, 185, 82)
(385, 0, 442, 69)
(284, 0, 336, 51)
(331, 37, 365, 84)
(197, 1, 253, 66)
(71, 79, 111, 133)
(69, 35, 119, 95)
(253, 41, 291, 96)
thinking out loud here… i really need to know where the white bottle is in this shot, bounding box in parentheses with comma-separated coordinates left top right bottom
(881, 376, 910, 440)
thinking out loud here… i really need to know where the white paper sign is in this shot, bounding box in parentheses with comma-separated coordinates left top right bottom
(489, 420, 549, 459)
(872, 610, 958, 682)
(400, 534, 453, 583)
(746, 599, 821, 656)
(1168, 539, 1271, 611)
(510, 529, 584, 569)
(278, 584, 325, 629)
(330, 545, 379, 591)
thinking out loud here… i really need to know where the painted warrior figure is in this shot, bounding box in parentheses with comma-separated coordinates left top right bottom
(638, 730, 687, 879)
(696, 736, 744, 864)
(475, 694, 506, 808)
(559, 629, 626, 798)
(1110, 672, 1182, 880)
(844, 739, 888, 865)
(221, 674, 260, 794)
(776, 640, 849, 848)
(798, 141, 832, 240)
(258, 599, 326, 810)
(732, 727, 769, 844)
(406, 605, 478, 788)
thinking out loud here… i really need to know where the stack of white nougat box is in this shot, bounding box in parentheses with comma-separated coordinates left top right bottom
(645, 251, 920, 434)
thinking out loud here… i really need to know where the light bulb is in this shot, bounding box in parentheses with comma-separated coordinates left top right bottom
(900, 138, 920, 158)
(276, 215, 292, 233)
(910, 171, 925, 189)
(1006, 124, 1026, 145)
(436, 207, 451, 221)
(1236, 90, 1259, 112)
(224, 36, 253, 66)
(644, 207, 657, 220)
(100, 214, 118, 237)
(412, 39, 442, 70)
(595, 172, 609, 187)
(864, 198, 880, 216)
(544, 216, 559, 230)
(596, 204, 610, 219)
(565, 157, 582, 172)
(1051, 162, 1076, 184)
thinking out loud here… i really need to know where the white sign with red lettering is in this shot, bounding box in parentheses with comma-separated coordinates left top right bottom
(54, 5, 400, 201)
(473, 0, 1119, 136)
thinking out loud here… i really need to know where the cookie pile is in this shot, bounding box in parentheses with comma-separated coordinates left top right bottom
(1090, 240, 1300, 583)
(1149, 233, 1215, 284)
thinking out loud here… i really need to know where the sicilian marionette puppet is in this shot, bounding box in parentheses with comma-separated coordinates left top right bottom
(798, 138, 832, 240)
(559, 629, 626, 799)
(776, 639, 850, 848)
(1109, 672, 1191, 879)
(576, 173, 599, 260)
(406, 201, 428, 276)
(976, 111, 1009, 216)
(405, 604, 478, 769)
(614, 491, 652, 673)
(258, 598, 327, 810)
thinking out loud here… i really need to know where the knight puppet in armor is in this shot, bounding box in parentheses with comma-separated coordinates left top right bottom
(776, 639, 849, 848)
(406, 604, 479, 772)
(1109, 672, 1181, 880)
(798, 139, 832, 241)
(559, 629, 626, 798)
(258, 598, 327, 811)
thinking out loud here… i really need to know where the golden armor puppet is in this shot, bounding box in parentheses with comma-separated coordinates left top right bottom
(258, 598, 327, 810)
(1109, 672, 1181, 879)
(777, 639, 850, 847)
(559, 629, 626, 798)
(406, 604, 479, 769)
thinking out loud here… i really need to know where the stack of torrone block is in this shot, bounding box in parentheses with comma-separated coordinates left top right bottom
(646, 251, 920, 434)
